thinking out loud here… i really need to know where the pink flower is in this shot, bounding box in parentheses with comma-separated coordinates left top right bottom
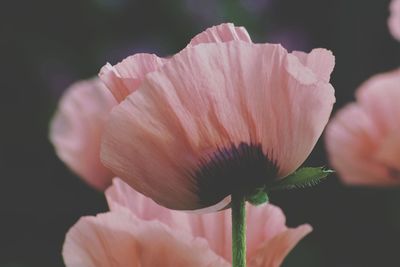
(49, 78, 117, 190)
(389, 0, 400, 41)
(326, 69, 400, 185)
(63, 178, 312, 267)
(99, 23, 336, 210)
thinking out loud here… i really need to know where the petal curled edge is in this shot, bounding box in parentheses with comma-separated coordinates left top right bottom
(62, 209, 229, 267)
(99, 23, 251, 103)
(248, 224, 312, 267)
(106, 178, 311, 264)
(49, 78, 116, 190)
(101, 41, 335, 210)
(99, 54, 167, 103)
(188, 23, 252, 46)
(182, 203, 308, 264)
(291, 48, 335, 83)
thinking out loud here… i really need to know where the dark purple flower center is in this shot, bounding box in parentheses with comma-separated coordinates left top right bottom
(194, 142, 278, 207)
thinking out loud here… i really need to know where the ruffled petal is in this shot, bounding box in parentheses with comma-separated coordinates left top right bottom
(106, 179, 231, 259)
(99, 23, 251, 104)
(106, 179, 310, 264)
(49, 78, 116, 190)
(63, 209, 229, 267)
(248, 224, 312, 267)
(189, 23, 252, 46)
(184, 203, 310, 264)
(101, 41, 335, 210)
(99, 54, 167, 102)
(291, 48, 335, 83)
(106, 178, 192, 231)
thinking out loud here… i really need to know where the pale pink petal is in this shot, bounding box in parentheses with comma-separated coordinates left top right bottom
(106, 179, 310, 264)
(105, 178, 192, 232)
(326, 104, 392, 185)
(356, 69, 400, 134)
(63, 209, 229, 267)
(291, 48, 335, 83)
(185, 204, 310, 264)
(326, 69, 400, 185)
(106, 178, 232, 258)
(49, 78, 116, 190)
(99, 23, 250, 104)
(184, 195, 232, 214)
(101, 41, 335, 210)
(389, 0, 400, 41)
(99, 54, 167, 103)
(245, 204, 289, 260)
(375, 132, 400, 173)
(248, 224, 312, 267)
(189, 23, 252, 46)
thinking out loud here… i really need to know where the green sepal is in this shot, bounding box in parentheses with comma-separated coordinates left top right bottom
(269, 167, 334, 191)
(247, 187, 269, 205)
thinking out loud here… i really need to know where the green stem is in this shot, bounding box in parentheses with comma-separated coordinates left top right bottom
(231, 193, 246, 267)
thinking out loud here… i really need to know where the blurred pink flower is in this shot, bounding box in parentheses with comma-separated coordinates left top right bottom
(49, 78, 117, 190)
(99, 23, 336, 211)
(326, 69, 400, 185)
(63, 178, 312, 267)
(389, 0, 400, 41)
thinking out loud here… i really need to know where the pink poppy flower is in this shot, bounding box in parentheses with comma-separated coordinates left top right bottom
(99, 23, 336, 210)
(49, 78, 117, 190)
(326, 69, 400, 185)
(63, 178, 312, 267)
(389, 0, 400, 41)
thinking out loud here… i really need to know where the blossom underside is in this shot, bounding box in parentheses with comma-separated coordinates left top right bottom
(100, 23, 335, 211)
(195, 143, 278, 207)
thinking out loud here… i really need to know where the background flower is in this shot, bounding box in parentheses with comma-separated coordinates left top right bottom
(389, 0, 400, 41)
(326, 69, 400, 185)
(49, 78, 116, 190)
(63, 178, 312, 267)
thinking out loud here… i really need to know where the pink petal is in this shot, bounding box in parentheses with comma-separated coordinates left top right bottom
(99, 23, 250, 104)
(291, 48, 335, 83)
(101, 41, 335, 210)
(184, 204, 310, 264)
(389, 0, 400, 41)
(63, 209, 229, 267)
(245, 204, 289, 260)
(189, 23, 252, 46)
(106, 179, 229, 257)
(49, 78, 116, 190)
(326, 69, 400, 185)
(357, 70, 400, 176)
(99, 54, 167, 103)
(105, 179, 311, 264)
(356, 69, 400, 134)
(106, 178, 192, 232)
(326, 104, 391, 185)
(248, 224, 312, 267)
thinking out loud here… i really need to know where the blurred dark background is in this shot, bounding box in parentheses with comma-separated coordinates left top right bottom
(1, 0, 400, 266)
